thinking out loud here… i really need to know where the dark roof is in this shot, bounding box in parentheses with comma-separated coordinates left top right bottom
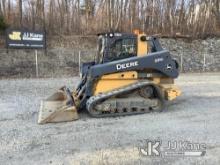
(97, 32, 136, 38)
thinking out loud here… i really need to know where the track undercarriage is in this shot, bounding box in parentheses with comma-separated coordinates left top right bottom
(86, 81, 165, 117)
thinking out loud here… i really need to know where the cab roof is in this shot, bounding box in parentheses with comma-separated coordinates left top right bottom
(97, 32, 136, 38)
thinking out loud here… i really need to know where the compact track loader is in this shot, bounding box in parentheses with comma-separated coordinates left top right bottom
(38, 31, 181, 124)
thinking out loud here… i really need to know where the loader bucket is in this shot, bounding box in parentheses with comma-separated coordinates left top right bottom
(38, 88, 79, 124)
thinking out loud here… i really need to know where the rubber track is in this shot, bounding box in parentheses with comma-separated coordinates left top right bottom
(86, 81, 165, 117)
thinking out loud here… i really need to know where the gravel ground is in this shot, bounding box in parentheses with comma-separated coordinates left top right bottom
(0, 73, 220, 165)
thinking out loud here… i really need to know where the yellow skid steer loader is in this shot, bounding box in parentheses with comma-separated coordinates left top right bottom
(38, 31, 181, 124)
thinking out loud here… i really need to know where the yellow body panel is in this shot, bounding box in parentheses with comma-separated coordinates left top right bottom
(165, 87, 181, 100)
(159, 84, 181, 101)
(137, 34, 149, 56)
(94, 71, 138, 95)
(94, 72, 181, 100)
(150, 77, 181, 100)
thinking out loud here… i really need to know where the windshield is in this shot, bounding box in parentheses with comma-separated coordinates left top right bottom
(107, 38, 136, 61)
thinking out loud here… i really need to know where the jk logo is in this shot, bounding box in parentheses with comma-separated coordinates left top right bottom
(9, 31, 21, 40)
(140, 140, 161, 156)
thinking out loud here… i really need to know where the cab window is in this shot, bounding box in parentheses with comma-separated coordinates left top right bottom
(108, 38, 136, 61)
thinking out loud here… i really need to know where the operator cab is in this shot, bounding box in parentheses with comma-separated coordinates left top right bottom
(96, 33, 137, 63)
(81, 32, 164, 78)
(96, 32, 163, 64)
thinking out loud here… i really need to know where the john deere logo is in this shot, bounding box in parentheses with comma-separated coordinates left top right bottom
(116, 61, 138, 71)
(9, 31, 21, 40)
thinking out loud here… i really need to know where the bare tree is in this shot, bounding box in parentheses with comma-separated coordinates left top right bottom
(17, 0, 22, 27)
(212, 0, 220, 31)
(0, 0, 218, 38)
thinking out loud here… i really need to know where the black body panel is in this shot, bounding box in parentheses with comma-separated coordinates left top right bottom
(80, 61, 95, 77)
(89, 50, 178, 79)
